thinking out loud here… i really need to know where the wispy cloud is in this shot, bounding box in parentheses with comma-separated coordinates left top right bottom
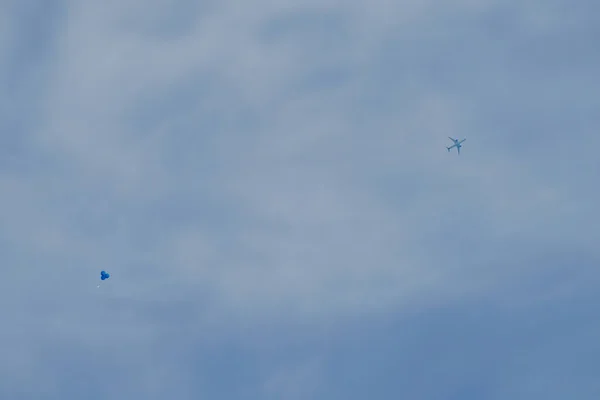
(1, 0, 599, 398)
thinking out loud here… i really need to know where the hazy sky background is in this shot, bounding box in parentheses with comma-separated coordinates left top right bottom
(1, 0, 599, 398)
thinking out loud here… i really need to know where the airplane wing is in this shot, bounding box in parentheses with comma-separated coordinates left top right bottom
(448, 136, 456, 141)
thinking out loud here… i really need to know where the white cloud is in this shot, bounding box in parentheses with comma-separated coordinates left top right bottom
(2, 1, 600, 395)
(3, 0, 593, 326)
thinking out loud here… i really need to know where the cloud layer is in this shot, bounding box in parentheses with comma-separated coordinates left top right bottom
(1, 0, 599, 398)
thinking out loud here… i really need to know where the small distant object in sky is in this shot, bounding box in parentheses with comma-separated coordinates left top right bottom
(447, 137, 466, 154)
(97, 270, 110, 288)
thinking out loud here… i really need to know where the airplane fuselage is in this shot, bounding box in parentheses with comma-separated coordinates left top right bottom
(447, 137, 466, 153)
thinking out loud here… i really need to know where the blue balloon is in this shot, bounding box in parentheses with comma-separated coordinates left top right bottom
(100, 270, 110, 280)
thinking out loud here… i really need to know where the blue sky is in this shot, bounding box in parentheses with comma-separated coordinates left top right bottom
(1, 0, 599, 398)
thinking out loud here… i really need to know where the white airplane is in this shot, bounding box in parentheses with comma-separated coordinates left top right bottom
(447, 137, 466, 154)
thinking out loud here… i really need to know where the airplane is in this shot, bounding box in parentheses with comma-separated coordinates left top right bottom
(447, 137, 466, 154)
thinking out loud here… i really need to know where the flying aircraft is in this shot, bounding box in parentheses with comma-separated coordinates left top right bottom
(447, 137, 466, 154)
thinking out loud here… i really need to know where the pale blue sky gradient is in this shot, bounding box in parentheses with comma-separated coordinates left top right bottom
(1, 0, 599, 398)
